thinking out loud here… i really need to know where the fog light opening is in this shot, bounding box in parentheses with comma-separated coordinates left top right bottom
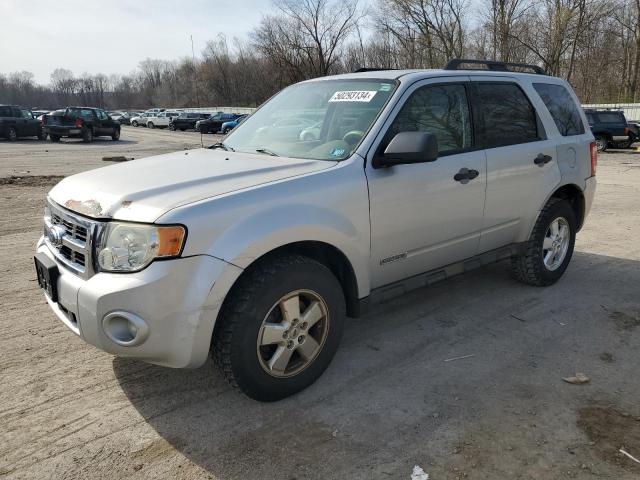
(102, 311, 149, 347)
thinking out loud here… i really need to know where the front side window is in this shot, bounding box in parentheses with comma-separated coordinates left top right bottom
(476, 82, 538, 148)
(385, 83, 472, 154)
(20, 109, 33, 119)
(225, 79, 397, 160)
(533, 83, 585, 136)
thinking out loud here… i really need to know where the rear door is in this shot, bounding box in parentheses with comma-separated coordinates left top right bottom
(470, 77, 561, 252)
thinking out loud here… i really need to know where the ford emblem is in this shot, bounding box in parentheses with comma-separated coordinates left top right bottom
(47, 225, 66, 247)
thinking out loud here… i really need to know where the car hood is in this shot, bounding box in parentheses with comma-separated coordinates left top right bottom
(48, 148, 336, 222)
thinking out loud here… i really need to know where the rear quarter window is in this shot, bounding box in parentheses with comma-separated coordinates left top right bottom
(533, 83, 585, 136)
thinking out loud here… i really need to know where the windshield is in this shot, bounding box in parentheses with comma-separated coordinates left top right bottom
(223, 79, 397, 160)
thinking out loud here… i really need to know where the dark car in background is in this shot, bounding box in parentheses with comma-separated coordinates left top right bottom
(43, 107, 121, 143)
(169, 112, 211, 131)
(195, 112, 241, 134)
(584, 108, 634, 151)
(0, 105, 46, 141)
(220, 114, 248, 134)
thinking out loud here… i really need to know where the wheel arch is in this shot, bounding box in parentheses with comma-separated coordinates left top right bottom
(547, 183, 586, 230)
(224, 241, 362, 319)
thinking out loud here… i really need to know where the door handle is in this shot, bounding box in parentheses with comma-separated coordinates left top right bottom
(453, 168, 479, 184)
(534, 153, 552, 166)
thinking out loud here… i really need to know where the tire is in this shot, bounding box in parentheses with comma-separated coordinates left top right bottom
(50, 134, 61, 142)
(595, 135, 607, 152)
(180, 127, 186, 131)
(620, 138, 633, 149)
(82, 127, 93, 143)
(112, 128, 120, 141)
(37, 128, 47, 141)
(7, 127, 17, 141)
(131, 120, 138, 127)
(212, 254, 346, 402)
(169, 124, 175, 131)
(511, 198, 576, 287)
(223, 127, 231, 134)
(148, 122, 155, 129)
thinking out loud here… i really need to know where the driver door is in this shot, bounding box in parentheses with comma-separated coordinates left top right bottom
(366, 78, 487, 289)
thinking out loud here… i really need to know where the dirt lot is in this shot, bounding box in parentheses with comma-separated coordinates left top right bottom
(1, 127, 639, 480)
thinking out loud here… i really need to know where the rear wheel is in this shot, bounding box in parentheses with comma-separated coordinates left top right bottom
(148, 122, 155, 129)
(212, 254, 346, 402)
(169, 124, 175, 131)
(82, 127, 93, 143)
(594, 135, 607, 152)
(511, 198, 576, 287)
(50, 134, 61, 142)
(131, 120, 139, 127)
(37, 128, 47, 141)
(7, 127, 17, 141)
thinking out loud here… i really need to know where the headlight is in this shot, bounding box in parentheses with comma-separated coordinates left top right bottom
(96, 222, 186, 272)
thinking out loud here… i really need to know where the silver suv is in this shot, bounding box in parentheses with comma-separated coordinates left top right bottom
(35, 59, 597, 401)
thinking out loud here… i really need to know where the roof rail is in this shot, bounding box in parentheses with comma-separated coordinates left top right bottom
(444, 58, 546, 75)
(353, 67, 396, 73)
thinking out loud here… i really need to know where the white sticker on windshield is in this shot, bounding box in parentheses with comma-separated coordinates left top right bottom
(329, 91, 377, 102)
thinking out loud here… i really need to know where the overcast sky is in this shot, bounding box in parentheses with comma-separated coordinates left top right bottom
(0, 0, 275, 84)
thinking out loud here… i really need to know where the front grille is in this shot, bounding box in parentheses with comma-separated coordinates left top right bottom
(44, 200, 99, 278)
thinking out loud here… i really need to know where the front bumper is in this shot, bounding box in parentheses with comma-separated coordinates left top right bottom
(36, 237, 240, 368)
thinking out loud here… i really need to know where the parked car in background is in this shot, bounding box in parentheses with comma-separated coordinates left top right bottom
(254, 116, 316, 142)
(110, 112, 136, 125)
(219, 114, 249, 134)
(584, 108, 633, 151)
(0, 104, 46, 140)
(146, 111, 182, 129)
(130, 112, 153, 127)
(195, 112, 239, 133)
(32, 110, 50, 119)
(43, 107, 120, 142)
(145, 108, 165, 115)
(169, 112, 211, 131)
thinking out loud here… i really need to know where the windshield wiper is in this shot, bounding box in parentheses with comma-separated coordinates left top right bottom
(255, 147, 279, 157)
(208, 142, 234, 152)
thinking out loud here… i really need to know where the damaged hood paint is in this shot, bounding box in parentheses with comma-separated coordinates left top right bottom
(48, 148, 336, 222)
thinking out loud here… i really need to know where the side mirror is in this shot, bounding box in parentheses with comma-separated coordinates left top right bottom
(373, 131, 438, 168)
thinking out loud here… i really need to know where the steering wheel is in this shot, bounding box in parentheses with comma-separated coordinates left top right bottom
(342, 130, 364, 146)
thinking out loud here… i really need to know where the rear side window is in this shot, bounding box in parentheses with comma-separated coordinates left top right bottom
(533, 83, 585, 136)
(597, 112, 626, 123)
(476, 83, 538, 148)
(0, 106, 12, 117)
(387, 83, 473, 154)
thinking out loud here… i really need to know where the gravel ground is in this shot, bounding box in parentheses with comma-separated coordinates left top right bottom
(1, 128, 639, 480)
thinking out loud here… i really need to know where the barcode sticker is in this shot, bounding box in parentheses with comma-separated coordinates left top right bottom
(329, 91, 377, 102)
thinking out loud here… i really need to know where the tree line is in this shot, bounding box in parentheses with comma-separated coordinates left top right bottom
(1, 0, 639, 110)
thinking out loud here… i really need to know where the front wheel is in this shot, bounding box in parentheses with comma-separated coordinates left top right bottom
(148, 122, 155, 129)
(595, 135, 607, 152)
(169, 124, 175, 131)
(7, 127, 17, 141)
(37, 128, 47, 141)
(112, 128, 120, 141)
(511, 198, 576, 287)
(49, 134, 61, 142)
(131, 120, 138, 127)
(212, 254, 346, 401)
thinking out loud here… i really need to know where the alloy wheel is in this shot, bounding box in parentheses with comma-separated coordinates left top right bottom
(542, 217, 570, 271)
(256, 289, 330, 378)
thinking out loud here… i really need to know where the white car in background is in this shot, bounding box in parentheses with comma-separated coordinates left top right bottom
(146, 111, 182, 129)
(130, 112, 154, 127)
